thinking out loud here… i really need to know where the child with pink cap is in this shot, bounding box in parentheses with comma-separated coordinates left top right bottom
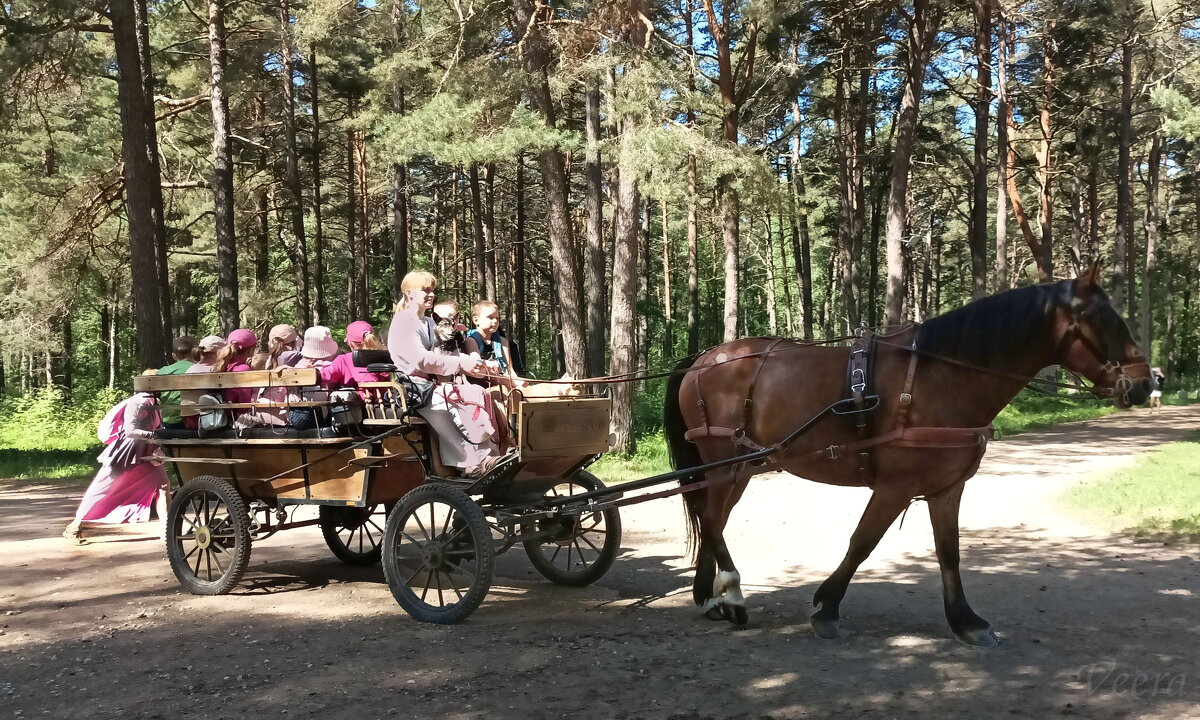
(252, 324, 302, 370)
(213, 329, 259, 413)
(319, 320, 389, 389)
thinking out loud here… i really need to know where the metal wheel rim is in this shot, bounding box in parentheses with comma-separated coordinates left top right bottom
(175, 489, 240, 584)
(393, 500, 483, 609)
(535, 483, 609, 575)
(331, 508, 385, 557)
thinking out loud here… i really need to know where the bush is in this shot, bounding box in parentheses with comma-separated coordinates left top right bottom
(0, 387, 122, 452)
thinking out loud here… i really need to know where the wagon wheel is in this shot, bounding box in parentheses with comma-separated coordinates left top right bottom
(523, 471, 622, 587)
(382, 485, 494, 624)
(319, 504, 388, 566)
(166, 475, 252, 595)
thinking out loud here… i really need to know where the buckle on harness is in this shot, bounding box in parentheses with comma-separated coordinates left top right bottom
(899, 392, 912, 407)
(851, 383, 866, 392)
(825, 444, 840, 460)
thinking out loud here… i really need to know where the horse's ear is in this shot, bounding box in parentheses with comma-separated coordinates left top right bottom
(1075, 260, 1102, 299)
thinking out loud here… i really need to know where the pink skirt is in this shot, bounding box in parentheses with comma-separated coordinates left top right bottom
(73, 462, 167, 524)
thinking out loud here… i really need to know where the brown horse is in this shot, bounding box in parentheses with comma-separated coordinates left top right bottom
(663, 268, 1151, 646)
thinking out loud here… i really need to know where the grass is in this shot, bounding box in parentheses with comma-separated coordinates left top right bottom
(0, 449, 96, 480)
(590, 433, 673, 484)
(993, 390, 1118, 436)
(1060, 433, 1200, 541)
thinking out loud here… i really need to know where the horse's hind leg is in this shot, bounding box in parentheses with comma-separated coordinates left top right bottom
(693, 469, 751, 625)
(928, 480, 999, 647)
(811, 488, 910, 639)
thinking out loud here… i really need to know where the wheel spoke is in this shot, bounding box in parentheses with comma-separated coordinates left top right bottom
(571, 539, 591, 568)
(577, 533, 602, 554)
(412, 508, 431, 543)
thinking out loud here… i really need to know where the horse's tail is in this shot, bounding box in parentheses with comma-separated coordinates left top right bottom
(664, 353, 704, 562)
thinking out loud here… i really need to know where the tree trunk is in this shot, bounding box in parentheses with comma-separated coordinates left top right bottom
(510, 0, 587, 378)
(995, 11, 1010, 291)
(684, 2, 700, 354)
(686, 154, 700, 354)
(969, 0, 991, 298)
(585, 84, 606, 377)
(278, 0, 310, 325)
(253, 95, 270, 290)
(833, 21, 869, 332)
(701, 0, 749, 343)
(1036, 29, 1055, 282)
(207, 0, 239, 332)
(390, 0, 409, 301)
(884, 0, 942, 325)
(789, 100, 814, 339)
(1141, 130, 1162, 351)
(762, 214, 777, 334)
(662, 202, 673, 358)
(609, 121, 641, 454)
(1115, 28, 1135, 312)
(514, 155, 528, 360)
(469, 164, 486, 296)
(310, 44, 326, 323)
(111, 0, 169, 370)
(484, 163, 497, 302)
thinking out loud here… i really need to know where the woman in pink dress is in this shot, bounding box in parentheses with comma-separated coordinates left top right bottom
(63, 390, 168, 544)
(387, 271, 511, 477)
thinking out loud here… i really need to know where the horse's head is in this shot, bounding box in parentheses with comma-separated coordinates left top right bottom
(1053, 263, 1152, 408)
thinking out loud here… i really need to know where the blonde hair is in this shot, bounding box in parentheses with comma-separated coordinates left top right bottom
(213, 340, 253, 372)
(251, 337, 293, 370)
(395, 271, 438, 311)
(471, 299, 500, 320)
(434, 300, 460, 317)
(360, 332, 385, 351)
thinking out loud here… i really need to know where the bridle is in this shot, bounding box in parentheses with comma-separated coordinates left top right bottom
(1053, 301, 1149, 405)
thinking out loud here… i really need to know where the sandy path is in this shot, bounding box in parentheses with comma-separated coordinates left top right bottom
(0, 405, 1197, 720)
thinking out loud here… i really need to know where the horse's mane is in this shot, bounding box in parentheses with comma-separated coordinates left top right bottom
(915, 281, 1070, 367)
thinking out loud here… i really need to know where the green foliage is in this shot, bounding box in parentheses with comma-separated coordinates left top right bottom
(1062, 433, 1200, 540)
(993, 389, 1118, 436)
(0, 387, 122, 452)
(0, 450, 94, 480)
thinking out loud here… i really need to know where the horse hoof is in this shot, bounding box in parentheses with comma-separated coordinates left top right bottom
(810, 610, 847, 639)
(704, 604, 727, 622)
(956, 625, 1000, 648)
(729, 604, 749, 626)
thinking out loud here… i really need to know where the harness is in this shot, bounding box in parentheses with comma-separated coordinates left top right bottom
(682, 333, 992, 486)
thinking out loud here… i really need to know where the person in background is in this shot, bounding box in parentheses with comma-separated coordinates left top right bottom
(64, 372, 168, 544)
(1149, 366, 1166, 413)
(157, 336, 195, 430)
(319, 320, 389, 390)
(252, 324, 302, 370)
(180, 335, 227, 429)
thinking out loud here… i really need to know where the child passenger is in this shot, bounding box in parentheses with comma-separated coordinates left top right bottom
(181, 335, 227, 428)
(319, 320, 389, 389)
(157, 336, 195, 429)
(465, 300, 522, 389)
(288, 326, 338, 429)
(212, 329, 258, 416)
(252, 324, 302, 370)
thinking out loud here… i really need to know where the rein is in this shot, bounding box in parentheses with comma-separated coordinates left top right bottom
(542, 326, 1133, 401)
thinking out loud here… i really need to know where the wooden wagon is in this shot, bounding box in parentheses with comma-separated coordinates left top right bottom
(136, 358, 619, 623)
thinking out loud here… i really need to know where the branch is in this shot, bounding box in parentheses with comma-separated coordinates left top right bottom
(162, 180, 211, 189)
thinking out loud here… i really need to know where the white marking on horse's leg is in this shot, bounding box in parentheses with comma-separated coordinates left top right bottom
(702, 597, 721, 613)
(713, 570, 744, 606)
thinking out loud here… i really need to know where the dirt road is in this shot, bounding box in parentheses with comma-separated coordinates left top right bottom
(1, 406, 1197, 720)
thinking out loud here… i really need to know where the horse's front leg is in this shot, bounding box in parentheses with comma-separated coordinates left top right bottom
(928, 480, 999, 647)
(811, 488, 910, 639)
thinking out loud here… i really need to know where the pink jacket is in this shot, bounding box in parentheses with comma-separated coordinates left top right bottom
(387, 307, 475, 379)
(320, 352, 389, 388)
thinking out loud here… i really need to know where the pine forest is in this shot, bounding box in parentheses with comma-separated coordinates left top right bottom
(2, 0, 1200, 452)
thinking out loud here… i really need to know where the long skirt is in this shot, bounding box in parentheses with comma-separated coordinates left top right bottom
(417, 383, 498, 469)
(73, 462, 167, 524)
